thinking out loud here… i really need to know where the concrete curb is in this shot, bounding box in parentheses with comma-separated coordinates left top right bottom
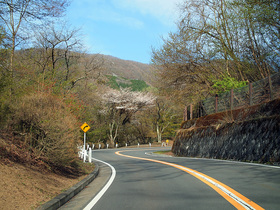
(37, 164, 100, 210)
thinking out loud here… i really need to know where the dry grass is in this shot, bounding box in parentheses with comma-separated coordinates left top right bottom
(0, 131, 95, 210)
(154, 150, 175, 156)
(0, 161, 94, 210)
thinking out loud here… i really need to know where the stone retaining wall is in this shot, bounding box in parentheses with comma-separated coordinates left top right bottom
(172, 99, 280, 164)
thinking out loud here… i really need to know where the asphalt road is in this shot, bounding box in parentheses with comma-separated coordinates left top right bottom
(60, 147, 280, 210)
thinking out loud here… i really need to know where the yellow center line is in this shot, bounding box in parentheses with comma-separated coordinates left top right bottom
(115, 150, 264, 210)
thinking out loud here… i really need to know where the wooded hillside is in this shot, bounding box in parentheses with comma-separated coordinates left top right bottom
(93, 54, 156, 86)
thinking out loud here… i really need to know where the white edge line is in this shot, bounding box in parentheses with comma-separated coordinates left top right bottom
(83, 158, 116, 210)
(145, 152, 280, 169)
(175, 165, 254, 210)
(144, 152, 254, 209)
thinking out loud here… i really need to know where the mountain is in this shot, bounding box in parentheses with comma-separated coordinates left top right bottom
(91, 54, 156, 86)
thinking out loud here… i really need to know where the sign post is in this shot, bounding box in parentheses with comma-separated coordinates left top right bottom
(83, 132, 86, 153)
(80, 122, 90, 162)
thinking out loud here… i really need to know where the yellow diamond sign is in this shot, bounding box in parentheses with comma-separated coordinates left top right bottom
(81, 123, 90, 133)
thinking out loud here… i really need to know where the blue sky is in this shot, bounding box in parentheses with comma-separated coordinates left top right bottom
(66, 0, 185, 64)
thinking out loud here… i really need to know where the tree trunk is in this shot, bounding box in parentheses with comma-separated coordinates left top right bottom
(108, 121, 118, 145)
(156, 125, 162, 143)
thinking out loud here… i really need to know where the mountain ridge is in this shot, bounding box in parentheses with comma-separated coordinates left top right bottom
(91, 54, 156, 86)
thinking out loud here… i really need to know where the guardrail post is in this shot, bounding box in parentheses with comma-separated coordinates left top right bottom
(88, 148, 92, 163)
(83, 150, 87, 162)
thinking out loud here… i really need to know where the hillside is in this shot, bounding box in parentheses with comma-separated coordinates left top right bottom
(106, 75, 149, 91)
(91, 54, 156, 86)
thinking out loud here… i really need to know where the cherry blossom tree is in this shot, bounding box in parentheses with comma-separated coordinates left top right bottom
(101, 88, 155, 144)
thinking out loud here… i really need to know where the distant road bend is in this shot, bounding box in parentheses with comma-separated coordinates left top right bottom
(61, 148, 280, 210)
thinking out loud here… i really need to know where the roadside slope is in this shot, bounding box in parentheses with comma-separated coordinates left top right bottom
(0, 134, 95, 210)
(0, 162, 93, 209)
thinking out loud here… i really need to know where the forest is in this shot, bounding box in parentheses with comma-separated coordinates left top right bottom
(0, 0, 279, 172)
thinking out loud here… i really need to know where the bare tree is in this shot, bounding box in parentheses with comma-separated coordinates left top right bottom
(0, 27, 9, 73)
(70, 54, 104, 91)
(35, 25, 65, 79)
(151, 0, 279, 105)
(33, 23, 82, 85)
(232, 0, 280, 78)
(0, 0, 69, 92)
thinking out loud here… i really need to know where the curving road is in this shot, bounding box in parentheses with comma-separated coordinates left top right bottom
(60, 147, 280, 210)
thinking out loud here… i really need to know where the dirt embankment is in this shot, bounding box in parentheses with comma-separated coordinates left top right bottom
(0, 162, 91, 210)
(172, 98, 280, 164)
(0, 134, 94, 210)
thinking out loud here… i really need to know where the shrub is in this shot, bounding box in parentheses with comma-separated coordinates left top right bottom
(12, 92, 81, 170)
(211, 76, 247, 94)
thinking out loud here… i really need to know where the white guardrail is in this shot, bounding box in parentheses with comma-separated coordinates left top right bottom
(78, 142, 169, 162)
